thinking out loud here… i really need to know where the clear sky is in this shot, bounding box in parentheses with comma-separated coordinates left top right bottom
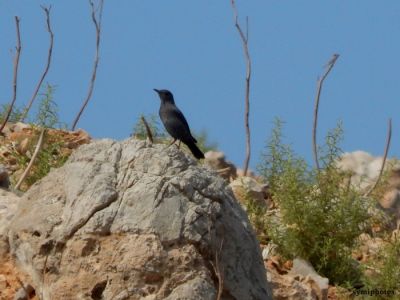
(1, 1, 399, 170)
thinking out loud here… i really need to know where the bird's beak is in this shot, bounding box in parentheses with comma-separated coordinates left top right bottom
(153, 89, 160, 94)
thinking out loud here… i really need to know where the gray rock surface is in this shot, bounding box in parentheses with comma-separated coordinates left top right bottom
(0, 189, 19, 257)
(7, 139, 272, 300)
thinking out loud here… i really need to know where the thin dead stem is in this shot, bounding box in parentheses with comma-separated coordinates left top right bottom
(365, 118, 392, 197)
(230, 0, 252, 176)
(15, 128, 46, 190)
(71, 0, 104, 130)
(0, 16, 22, 134)
(312, 53, 339, 170)
(140, 115, 154, 144)
(211, 238, 224, 300)
(20, 6, 54, 122)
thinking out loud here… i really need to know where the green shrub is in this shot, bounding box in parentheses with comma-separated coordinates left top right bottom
(24, 133, 69, 187)
(2, 84, 70, 190)
(7, 129, 69, 190)
(35, 83, 60, 128)
(258, 118, 371, 285)
(240, 181, 269, 244)
(361, 236, 400, 299)
(0, 104, 24, 123)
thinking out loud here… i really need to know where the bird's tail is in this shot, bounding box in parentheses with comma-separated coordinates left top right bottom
(185, 140, 205, 159)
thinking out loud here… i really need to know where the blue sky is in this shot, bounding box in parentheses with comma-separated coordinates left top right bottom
(1, 1, 399, 170)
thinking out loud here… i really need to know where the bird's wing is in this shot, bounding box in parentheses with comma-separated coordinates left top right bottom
(161, 105, 197, 143)
(171, 106, 191, 130)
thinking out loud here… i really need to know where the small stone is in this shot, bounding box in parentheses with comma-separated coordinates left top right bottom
(289, 258, 329, 299)
(262, 243, 277, 260)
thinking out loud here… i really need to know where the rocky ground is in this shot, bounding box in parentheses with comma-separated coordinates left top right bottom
(0, 123, 399, 299)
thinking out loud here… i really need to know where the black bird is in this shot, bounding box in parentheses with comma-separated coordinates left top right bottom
(154, 89, 204, 159)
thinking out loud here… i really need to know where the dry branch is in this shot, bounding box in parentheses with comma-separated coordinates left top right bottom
(211, 239, 224, 300)
(20, 6, 54, 122)
(15, 128, 46, 190)
(0, 16, 22, 134)
(230, 0, 252, 176)
(141, 115, 154, 144)
(312, 53, 339, 170)
(71, 0, 104, 130)
(364, 118, 392, 197)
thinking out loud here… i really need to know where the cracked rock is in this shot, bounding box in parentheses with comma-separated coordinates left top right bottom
(7, 138, 272, 299)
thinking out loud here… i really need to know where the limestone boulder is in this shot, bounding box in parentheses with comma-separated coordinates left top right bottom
(0, 189, 19, 257)
(7, 139, 272, 300)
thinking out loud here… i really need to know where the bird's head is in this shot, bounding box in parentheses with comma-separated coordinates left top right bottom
(154, 89, 175, 104)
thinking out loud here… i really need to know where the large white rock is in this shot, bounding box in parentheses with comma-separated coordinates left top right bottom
(0, 189, 19, 257)
(7, 139, 272, 300)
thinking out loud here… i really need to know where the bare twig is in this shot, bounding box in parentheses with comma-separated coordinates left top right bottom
(20, 6, 54, 122)
(230, 0, 252, 176)
(0, 16, 22, 134)
(312, 53, 340, 170)
(141, 115, 154, 144)
(71, 0, 104, 130)
(211, 238, 224, 300)
(15, 128, 46, 190)
(364, 118, 392, 197)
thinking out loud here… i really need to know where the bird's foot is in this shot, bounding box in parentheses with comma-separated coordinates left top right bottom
(167, 138, 177, 148)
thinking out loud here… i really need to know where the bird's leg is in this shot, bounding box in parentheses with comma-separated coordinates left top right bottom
(177, 140, 181, 149)
(167, 138, 177, 148)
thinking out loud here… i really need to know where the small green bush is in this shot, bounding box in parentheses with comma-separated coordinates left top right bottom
(0, 104, 24, 123)
(7, 129, 70, 190)
(2, 84, 70, 190)
(240, 181, 269, 244)
(35, 83, 60, 128)
(258, 118, 372, 285)
(25, 133, 69, 187)
(361, 236, 400, 299)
